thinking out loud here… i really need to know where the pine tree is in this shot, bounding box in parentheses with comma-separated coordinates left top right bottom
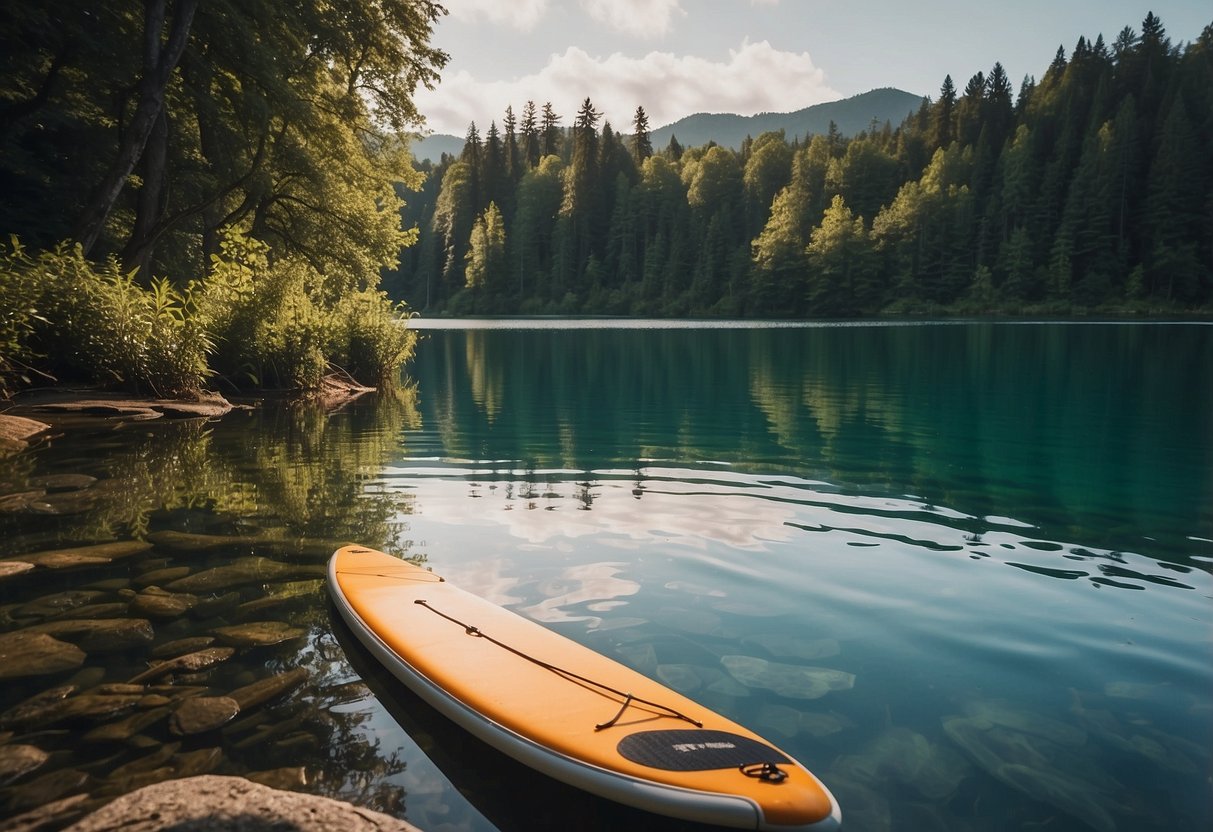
(932, 75, 957, 149)
(631, 106, 653, 166)
(541, 103, 561, 157)
(521, 100, 541, 168)
(503, 105, 520, 181)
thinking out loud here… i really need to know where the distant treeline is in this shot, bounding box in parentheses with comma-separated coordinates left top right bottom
(390, 13, 1212, 317)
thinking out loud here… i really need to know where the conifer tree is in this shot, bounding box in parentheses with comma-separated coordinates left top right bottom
(932, 75, 957, 149)
(632, 106, 653, 166)
(521, 100, 541, 168)
(541, 103, 561, 157)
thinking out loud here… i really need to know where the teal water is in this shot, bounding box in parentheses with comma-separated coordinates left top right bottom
(1, 322, 1210, 831)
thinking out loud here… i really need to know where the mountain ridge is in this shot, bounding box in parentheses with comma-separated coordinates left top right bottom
(411, 87, 926, 161)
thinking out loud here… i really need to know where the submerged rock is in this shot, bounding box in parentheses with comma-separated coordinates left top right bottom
(0, 685, 77, 729)
(0, 561, 35, 579)
(0, 632, 86, 679)
(170, 697, 240, 735)
(997, 763, 1116, 832)
(943, 713, 1123, 832)
(13, 541, 153, 570)
(227, 668, 308, 711)
(171, 747, 223, 778)
(22, 692, 145, 730)
(721, 655, 855, 700)
(150, 637, 215, 659)
(14, 591, 107, 621)
(83, 706, 172, 743)
(4, 767, 91, 813)
(128, 647, 235, 684)
(165, 557, 322, 593)
(656, 664, 705, 693)
(834, 726, 970, 801)
(27, 618, 154, 652)
(130, 588, 199, 619)
(245, 767, 307, 790)
(0, 793, 92, 832)
(0, 489, 45, 513)
(963, 699, 1087, 748)
(211, 621, 305, 647)
(0, 743, 49, 785)
(134, 567, 192, 589)
(799, 710, 855, 738)
(615, 642, 658, 674)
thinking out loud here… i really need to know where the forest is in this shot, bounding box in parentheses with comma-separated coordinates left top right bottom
(390, 13, 1213, 317)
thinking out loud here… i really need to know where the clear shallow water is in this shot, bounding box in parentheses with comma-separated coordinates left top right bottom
(1, 322, 1210, 831)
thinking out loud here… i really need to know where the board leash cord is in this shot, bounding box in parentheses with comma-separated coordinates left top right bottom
(412, 598, 704, 731)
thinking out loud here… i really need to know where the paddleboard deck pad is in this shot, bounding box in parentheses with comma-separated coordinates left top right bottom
(328, 545, 841, 830)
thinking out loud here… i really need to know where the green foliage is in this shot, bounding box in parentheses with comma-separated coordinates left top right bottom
(8, 240, 210, 396)
(0, 237, 46, 397)
(330, 290, 418, 387)
(197, 233, 411, 392)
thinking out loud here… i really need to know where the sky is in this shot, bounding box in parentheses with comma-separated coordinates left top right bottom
(411, 0, 1210, 136)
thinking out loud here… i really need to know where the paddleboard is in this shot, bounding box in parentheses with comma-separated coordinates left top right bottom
(327, 545, 841, 830)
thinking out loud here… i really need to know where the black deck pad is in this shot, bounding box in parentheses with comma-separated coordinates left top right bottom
(617, 729, 791, 772)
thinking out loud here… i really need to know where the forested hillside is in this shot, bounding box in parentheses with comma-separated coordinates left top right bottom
(389, 13, 1212, 317)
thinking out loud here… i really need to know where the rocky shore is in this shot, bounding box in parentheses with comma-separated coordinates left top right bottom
(0, 378, 377, 455)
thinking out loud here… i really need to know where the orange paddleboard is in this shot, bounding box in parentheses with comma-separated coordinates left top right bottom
(328, 545, 841, 830)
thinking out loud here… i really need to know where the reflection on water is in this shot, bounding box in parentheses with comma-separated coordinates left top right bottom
(1, 323, 1211, 832)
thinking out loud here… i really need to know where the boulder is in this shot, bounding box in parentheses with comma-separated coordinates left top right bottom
(62, 774, 423, 832)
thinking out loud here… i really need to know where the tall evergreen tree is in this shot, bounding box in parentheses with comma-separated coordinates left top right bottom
(521, 100, 541, 168)
(632, 106, 653, 166)
(541, 102, 561, 157)
(932, 75, 957, 149)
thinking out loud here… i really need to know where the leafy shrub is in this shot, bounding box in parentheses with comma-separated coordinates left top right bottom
(329, 289, 417, 386)
(195, 236, 332, 390)
(6, 239, 209, 396)
(0, 237, 48, 397)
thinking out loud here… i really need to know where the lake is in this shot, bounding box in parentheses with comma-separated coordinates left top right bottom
(1, 321, 1210, 832)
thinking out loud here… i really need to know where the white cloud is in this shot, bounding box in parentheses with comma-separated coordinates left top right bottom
(446, 0, 550, 31)
(415, 39, 840, 135)
(580, 0, 685, 38)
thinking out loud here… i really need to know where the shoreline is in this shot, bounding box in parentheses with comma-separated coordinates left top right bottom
(0, 377, 378, 454)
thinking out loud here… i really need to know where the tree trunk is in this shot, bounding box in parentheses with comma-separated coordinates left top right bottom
(72, 0, 198, 256)
(121, 107, 169, 277)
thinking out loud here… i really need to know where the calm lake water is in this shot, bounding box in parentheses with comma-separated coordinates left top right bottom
(1, 321, 1210, 832)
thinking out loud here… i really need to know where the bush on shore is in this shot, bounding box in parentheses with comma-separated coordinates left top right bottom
(0, 235, 416, 399)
